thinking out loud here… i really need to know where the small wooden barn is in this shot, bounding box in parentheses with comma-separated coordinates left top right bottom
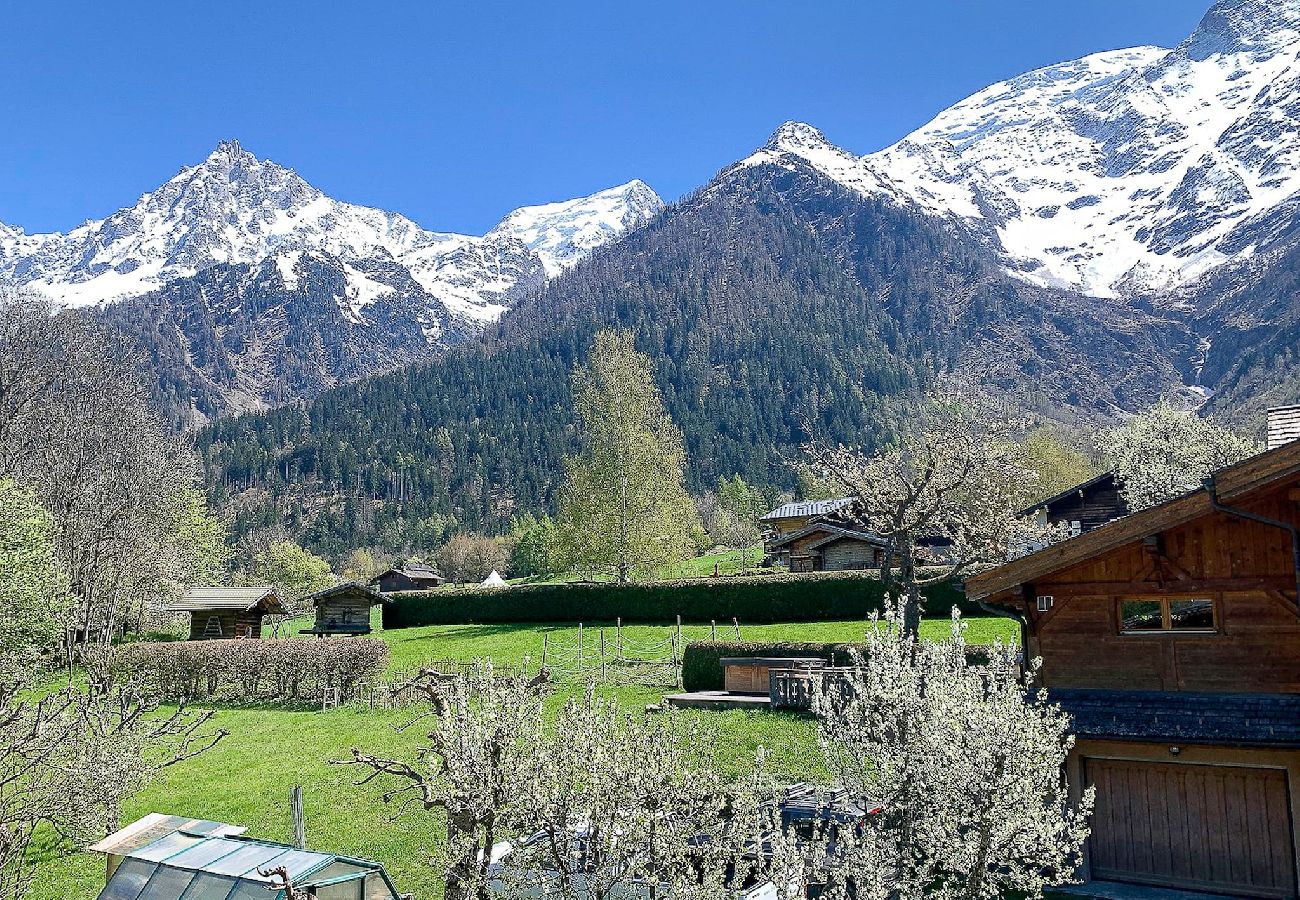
(369, 560, 444, 593)
(166, 587, 285, 640)
(967, 438, 1300, 898)
(766, 522, 889, 573)
(299, 582, 384, 636)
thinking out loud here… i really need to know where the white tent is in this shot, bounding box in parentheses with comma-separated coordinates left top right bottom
(480, 570, 508, 588)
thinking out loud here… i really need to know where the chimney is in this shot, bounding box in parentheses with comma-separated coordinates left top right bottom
(1266, 405, 1300, 450)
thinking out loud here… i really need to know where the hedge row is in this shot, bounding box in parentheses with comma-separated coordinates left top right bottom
(110, 638, 390, 703)
(682, 640, 859, 691)
(383, 571, 973, 628)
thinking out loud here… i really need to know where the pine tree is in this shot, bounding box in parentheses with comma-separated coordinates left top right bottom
(555, 331, 700, 583)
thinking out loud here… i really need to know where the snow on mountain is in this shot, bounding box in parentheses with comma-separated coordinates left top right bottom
(0, 140, 661, 322)
(743, 0, 1300, 298)
(488, 180, 664, 276)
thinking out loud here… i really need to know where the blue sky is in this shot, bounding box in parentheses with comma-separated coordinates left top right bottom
(3, 0, 1211, 236)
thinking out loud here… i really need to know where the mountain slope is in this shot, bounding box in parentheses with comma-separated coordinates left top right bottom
(747, 0, 1300, 299)
(196, 151, 1198, 554)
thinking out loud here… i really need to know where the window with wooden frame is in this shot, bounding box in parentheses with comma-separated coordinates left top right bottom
(1118, 597, 1216, 634)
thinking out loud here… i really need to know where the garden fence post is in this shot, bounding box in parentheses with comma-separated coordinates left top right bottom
(617, 617, 623, 660)
(542, 632, 548, 672)
(732, 617, 741, 639)
(578, 623, 584, 674)
(711, 620, 717, 641)
(600, 629, 606, 682)
(291, 785, 306, 849)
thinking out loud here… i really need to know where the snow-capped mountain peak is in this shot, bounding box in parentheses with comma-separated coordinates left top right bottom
(735, 0, 1300, 299)
(488, 179, 664, 276)
(0, 143, 659, 322)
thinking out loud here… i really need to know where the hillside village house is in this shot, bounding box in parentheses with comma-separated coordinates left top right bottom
(165, 587, 286, 640)
(369, 560, 444, 593)
(760, 499, 890, 572)
(966, 422, 1300, 899)
(1021, 471, 1129, 537)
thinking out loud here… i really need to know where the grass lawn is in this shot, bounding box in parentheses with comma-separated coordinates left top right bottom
(27, 615, 1017, 900)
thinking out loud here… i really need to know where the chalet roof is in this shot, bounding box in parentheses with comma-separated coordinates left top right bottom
(966, 438, 1300, 601)
(1016, 471, 1117, 518)
(96, 829, 400, 900)
(164, 587, 286, 615)
(768, 521, 889, 551)
(302, 581, 385, 606)
(761, 498, 853, 522)
(1052, 689, 1300, 747)
(87, 813, 246, 857)
(370, 562, 442, 583)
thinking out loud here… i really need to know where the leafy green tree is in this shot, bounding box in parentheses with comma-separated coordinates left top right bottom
(250, 540, 334, 611)
(1019, 426, 1099, 502)
(0, 479, 66, 663)
(555, 332, 700, 583)
(167, 488, 234, 586)
(340, 548, 389, 584)
(509, 514, 558, 579)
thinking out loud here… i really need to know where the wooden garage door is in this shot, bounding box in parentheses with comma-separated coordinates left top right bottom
(1086, 758, 1296, 898)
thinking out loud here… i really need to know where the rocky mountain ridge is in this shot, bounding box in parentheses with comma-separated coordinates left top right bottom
(0, 140, 663, 322)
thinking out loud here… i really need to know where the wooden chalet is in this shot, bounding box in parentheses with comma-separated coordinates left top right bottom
(369, 560, 444, 593)
(766, 521, 890, 573)
(1021, 471, 1129, 537)
(300, 582, 384, 636)
(165, 587, 285, 640)
(967, 438, 1300, 898)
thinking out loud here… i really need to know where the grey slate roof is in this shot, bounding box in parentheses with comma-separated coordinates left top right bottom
(761, 498, 853, 522)
(165, 587, 284, 613)
(1051, 689, 1300, 747)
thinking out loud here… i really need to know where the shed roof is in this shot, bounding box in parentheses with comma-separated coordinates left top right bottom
(760, 498, 853, 522)
(371, 562, 442, 583)
(164, 587, 286, 614)
(302, 581, 384, 606)
(966, 438, 1300, 601)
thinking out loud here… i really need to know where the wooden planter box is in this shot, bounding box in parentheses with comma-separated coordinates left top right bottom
(720, 657, 826, 695)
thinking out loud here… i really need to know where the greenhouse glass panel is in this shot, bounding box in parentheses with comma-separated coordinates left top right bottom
(102, 859, 159, 900)
(177, 872, 239, 900)
(133, 833, 206, 862)
(138, 865, 196, 900)
(202, 844, 292, 876)
(168, 839, 248, 871)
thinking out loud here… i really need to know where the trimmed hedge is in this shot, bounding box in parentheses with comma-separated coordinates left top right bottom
(682, 640, 858, 691)
(383, 571, 973, 628)
(110, 638, 390, 703)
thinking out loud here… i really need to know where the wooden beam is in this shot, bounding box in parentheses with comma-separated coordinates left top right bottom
(1029, 576, 1297, 598)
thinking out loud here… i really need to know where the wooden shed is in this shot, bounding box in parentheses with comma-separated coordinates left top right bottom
(166, 587, 285, 640)
(967, 439, 1300, 899)
(766, 522, 889, 573)
(299, 582, 384, 636)
(1019, 471, 1129, 537)
(369, 560, 444, 593)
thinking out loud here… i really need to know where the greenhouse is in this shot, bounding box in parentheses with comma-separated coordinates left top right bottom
(95, 828, 401, 900)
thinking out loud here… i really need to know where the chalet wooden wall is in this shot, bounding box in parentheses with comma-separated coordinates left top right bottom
(1026, 493, 1300, 692)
